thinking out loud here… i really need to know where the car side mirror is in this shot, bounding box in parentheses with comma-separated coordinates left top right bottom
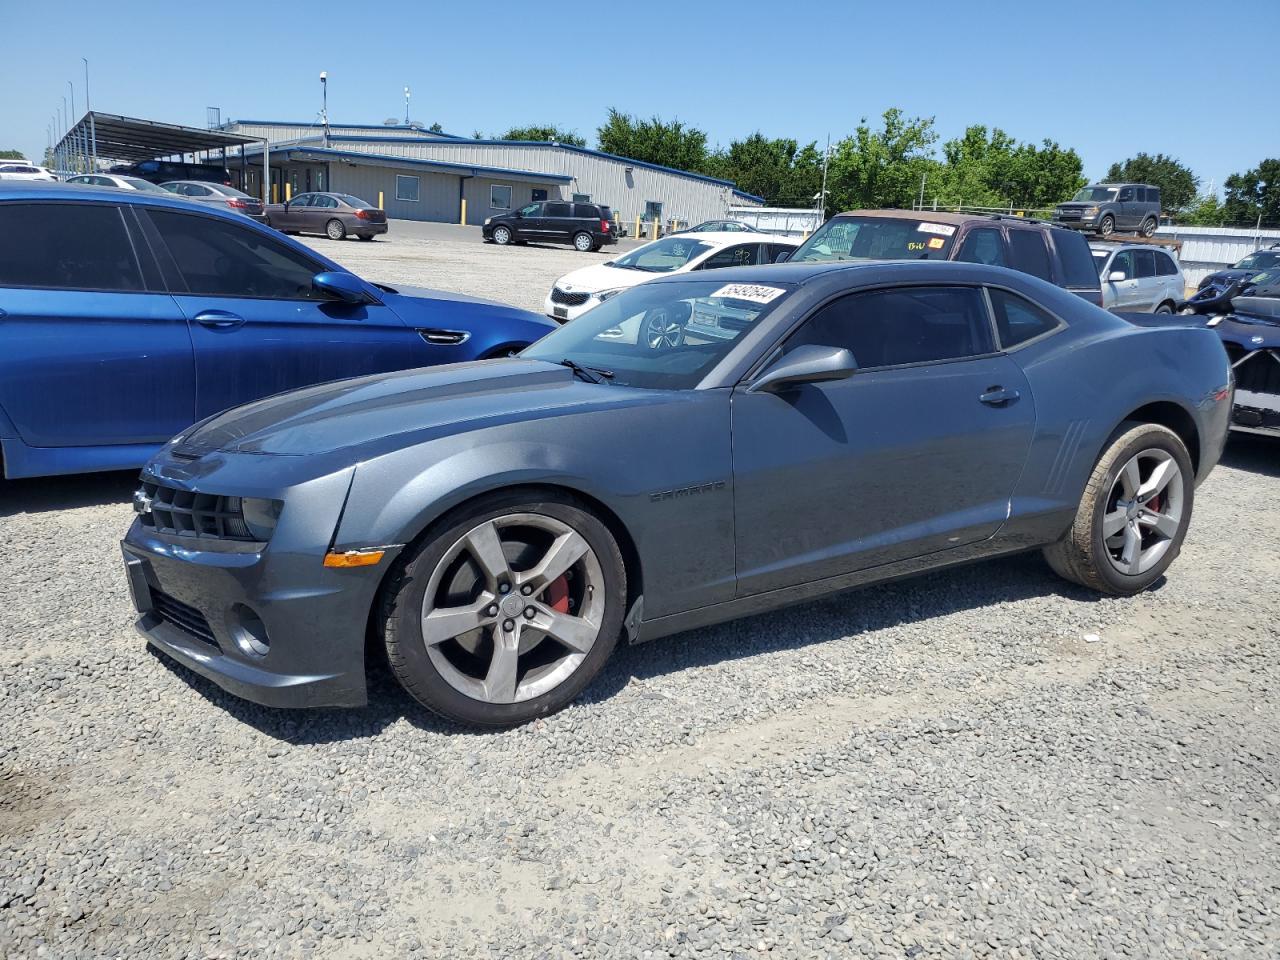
(1108, 270, 1127, 282)
(313, 271, 372, 304)
(515, 211, 523, 218)
(747, 345, 857, 394)
(773, 250, 792, 263)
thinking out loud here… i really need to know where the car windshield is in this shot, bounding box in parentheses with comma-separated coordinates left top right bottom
(790, 216, 956, 262)
(521, 279, 794, 390)
(608, 236, 713, 272)
(1072, 187, 1118, 203)
(1234, 250, 1280, 271)
(122, 177, 168, 193)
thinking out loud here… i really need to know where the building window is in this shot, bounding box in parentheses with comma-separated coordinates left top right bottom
(396, 175, 420, 202)
(572, 193, 591, 202)
(490, 184, 513, 210)
(531, 188, 548, 202)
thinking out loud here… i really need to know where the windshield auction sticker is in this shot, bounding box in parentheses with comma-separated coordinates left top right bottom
(711, 283, 787, 304)
(916, 222, 957, 236)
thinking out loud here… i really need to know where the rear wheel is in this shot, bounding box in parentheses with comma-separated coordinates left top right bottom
(573, 231, 594, 252)
(1044, 422, 1193, 595)
(1154, 301, 1175, 314)
(381, 491, 625, 727)
(326, 218, 346, 241)
(357, 234, 375, 242)
(1140, 216, 1158, 238)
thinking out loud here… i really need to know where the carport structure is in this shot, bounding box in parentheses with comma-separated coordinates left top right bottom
(52, 112, 267, 197)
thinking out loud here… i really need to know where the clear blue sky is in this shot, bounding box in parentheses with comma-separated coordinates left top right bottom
(2, 0, 1275, 196)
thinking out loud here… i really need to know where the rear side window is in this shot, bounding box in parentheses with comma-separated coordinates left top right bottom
(955, 228, 1007, 266)
(1155, 252, 1179, 276)
(0, 202, 144, 292)
(146, 209, 327, 300)
(988, 288, 1060, 348)
(1007, 230, 1053, 281)
(544, 202, 572, 217)
(699, 244, 760, 270)
(1052, 229, 1100, 289)
(573, 203, 600, 219)
(1148, 188, 1161, 206)
(1134, 250, 1156, 279)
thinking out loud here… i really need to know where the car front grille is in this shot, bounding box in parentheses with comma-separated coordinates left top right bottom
(151, 589, 217, 647)
(550, 287, 590, 306)
(1233, 348, 1280, 396)
(1056, 211, 1082, 220)
(136, 480, 255, 541)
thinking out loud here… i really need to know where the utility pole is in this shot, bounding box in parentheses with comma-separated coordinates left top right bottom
(918, 170, 927, 210)
(319, 71, 329, 147)
(404, 85, 410, 125)
(818, 134, 831, 224)
(83, 58, 96, 171)
(68, 81, 79, 173)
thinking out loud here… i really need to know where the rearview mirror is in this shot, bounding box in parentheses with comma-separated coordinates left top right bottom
(747, 345, 857, 394)
(1108, 270, 1127, 282)
(773, 250, 792, 263)
(313, 271, 372, 304)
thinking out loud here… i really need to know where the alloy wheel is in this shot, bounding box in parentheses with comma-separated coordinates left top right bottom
(1102, 447, 1185, 576)
(642, 309, 685, 351)
(326, 219, 345, 240)
(574, 232, 593, 252)
(419, 514, 606, 704)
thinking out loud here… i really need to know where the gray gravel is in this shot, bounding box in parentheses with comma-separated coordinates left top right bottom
(2, 230, 1278, 959)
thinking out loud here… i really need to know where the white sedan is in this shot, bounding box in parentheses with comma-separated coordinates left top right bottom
(545, 232, 802, 322)
(65, 173, 171, 194)
(0, 162, 57, 182)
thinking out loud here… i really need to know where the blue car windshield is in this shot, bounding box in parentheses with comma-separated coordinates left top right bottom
(521, 279, 795, 390)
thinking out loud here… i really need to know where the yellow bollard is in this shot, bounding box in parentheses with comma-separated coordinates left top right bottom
(285, 183, 292, 201)
(650, 219, 659, 241)
(460, 197, 467, 225)
(634, 214, 641, 238)
(378, 191, 384, 210)
(271, 183, 278, 204)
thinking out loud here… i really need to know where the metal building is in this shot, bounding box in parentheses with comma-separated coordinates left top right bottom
(221, 120, 763, 228)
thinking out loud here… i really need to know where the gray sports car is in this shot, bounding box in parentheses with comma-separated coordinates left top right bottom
(121, 261, 1232, 727)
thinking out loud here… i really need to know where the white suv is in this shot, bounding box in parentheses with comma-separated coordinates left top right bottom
(1090, 242, 1185, 314)
(0, 162, 56, 182)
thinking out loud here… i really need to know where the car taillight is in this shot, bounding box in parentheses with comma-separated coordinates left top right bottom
(226, 198, 247, 208)
(354, 208, 369, 220)
(601, 219, 610, 232)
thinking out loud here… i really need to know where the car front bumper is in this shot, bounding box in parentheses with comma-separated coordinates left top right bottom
(1231, 390, 1280, 436)
(120, 459, 396, 709)
(1052, 215, 1099, 230)
(543, 292, 597, 323)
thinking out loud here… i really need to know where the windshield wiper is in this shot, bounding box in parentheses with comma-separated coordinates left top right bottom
(557, 358, 615, 384)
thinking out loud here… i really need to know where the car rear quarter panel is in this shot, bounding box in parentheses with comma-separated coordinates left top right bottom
(332, 390, 736, 620)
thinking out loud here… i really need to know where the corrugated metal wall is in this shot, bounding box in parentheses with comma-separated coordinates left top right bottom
(328, 164, 459, 222)
(1154, 225, 1280, 286)
(464, 178, 557, 225)
(728, 206, 822, 236)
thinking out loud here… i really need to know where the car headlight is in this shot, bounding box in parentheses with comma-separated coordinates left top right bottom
(595, 287, 624, 302)
(1084, 206, 1098, 215)
(226, 496, 283, 541)
(484, 217, 491, 226)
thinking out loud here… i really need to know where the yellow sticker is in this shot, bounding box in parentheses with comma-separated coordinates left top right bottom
(928, 237, 945, 250)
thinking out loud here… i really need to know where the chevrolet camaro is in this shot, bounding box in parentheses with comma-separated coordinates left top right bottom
(121, 261, 1232, 727)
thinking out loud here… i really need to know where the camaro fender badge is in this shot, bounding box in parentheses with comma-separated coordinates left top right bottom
(649, 480, 726, 503)
(132, 489, 154, 515)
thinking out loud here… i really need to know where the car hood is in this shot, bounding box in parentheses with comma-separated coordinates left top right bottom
(170, 358, 667, 458)
(1199, 269, 1258, 289)
(379, 283, 554, 328)
(1056, 202, 1097, 210)
(554, 262, 648, 294)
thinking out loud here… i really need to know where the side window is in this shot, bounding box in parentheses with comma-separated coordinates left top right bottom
(0, 202, 144, 292)
(785, 286, 993, 369)
(186, 184, 212, 197)
(1134, 250, 1156, 279)
(1148, 188, 1161, 207)
(490, 184, 512, 210)
(988, 288, 1060, 349)
(766, 243, 793, 263)
(518, 203, 541, 217)
(1053, 229, 1102, 289)
(700, 244, 760, 270)
(146, 209, 327, 301)
(955, 228, 1007, 266)
(315, 195, 338, 209)
(292, 194, 312, 206)
(1118, 187, 1134, 202)
(573, 204, 600, 219)
(1155, 252, 1179, 276)
(1007, 230, 1053, 281)
(544, 202, 572, 218)
(1110, 250, 1135, 279)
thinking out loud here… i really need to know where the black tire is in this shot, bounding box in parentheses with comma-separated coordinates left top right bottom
(1154, 301, 1175, 314)
(381, 490, 626, 728)
(572, 231, 594, 253)
(1140, 216, 1157, 238)
(492, 225, 513, 246)
(357, 234, 375, 242)
(1043, 421, 1194, 596)
(326, 218, 346, 241)
(1097, 214, 1115, 238)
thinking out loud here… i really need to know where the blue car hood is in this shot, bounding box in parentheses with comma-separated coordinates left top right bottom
(381, 283, 550, 326)
(171, 359, 669, 457)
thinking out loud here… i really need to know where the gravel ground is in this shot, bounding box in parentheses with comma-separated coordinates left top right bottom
(2, 231, 1278, 959)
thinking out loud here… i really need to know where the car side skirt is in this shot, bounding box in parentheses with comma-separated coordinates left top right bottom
(1, 436, 159, 479)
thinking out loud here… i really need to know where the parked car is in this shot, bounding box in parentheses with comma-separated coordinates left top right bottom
(1053, 183, 1161, 238)
(111, 159, 232, 186)
(161, 181, 267, 222)
(546, 232, 802, 322)
(1090, 242, 1185, 313)
(66, 173, 170, 194)
(1195, 243, 1280, 292)
(0, 162, 56, 182)
(264, 192, 388, 241)
(675, 219, 762, 234)
(121, 259, 1230, 727)
(789, 210, 1104, 306)
(0, 182, 556, 479)
(483, 200, 616, 252)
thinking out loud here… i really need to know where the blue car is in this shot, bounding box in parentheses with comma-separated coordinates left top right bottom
(0, 182, 556, 479)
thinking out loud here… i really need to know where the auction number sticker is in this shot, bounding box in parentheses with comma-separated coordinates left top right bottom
(916, 222, 957, 236)
(711, 283, 787, 304)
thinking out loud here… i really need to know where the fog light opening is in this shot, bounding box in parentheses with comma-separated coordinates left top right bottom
(231, 604, 270, 658)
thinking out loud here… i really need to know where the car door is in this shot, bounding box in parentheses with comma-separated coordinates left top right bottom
(141, 206, 432, 419)
(309, 194, 339, 233)
(1105, 250, 1141, 310)
(0, 200, 196, 448)
(542, 201, 573, 243)
(1131, 249, 1158, 310)
(279, 193, 311, 230)
(1116, 186, 1138, 229)
(511, 202, 542, 240)
(731, 284, 1035, 596)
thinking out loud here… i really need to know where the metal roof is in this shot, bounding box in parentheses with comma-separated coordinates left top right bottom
(234, 144, 575, 184)
(56, 112, 260, 162)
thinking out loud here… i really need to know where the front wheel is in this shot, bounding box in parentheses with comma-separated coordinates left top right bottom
(573, 231, 594, 252)
(326, 218, 346, 241)
(1154, 301, 1175, 314)
(1097, 214, 1115, 238)
(1044, 422, 1193, 595)
(493, 225, 513, 245)
(381, 491, 626, 727)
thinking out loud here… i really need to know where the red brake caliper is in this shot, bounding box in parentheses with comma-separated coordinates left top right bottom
(544, 574, 571, 613)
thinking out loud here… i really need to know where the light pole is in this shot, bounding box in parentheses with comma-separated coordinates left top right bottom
(404, 85, 410, 125)
(60, 99, 67, 176)
(319, 71, 329, 147)
(83, 58, 96, 170)
(68, 81, 80, 173)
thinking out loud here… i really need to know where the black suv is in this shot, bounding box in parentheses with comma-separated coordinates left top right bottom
(483, 200, 616, 252)
(789, 210, 1105, 307)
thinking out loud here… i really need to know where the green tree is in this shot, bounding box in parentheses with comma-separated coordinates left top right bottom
(1104, 153, 1199, 211)
(0, 149, 24, 160)
(427, 122, 444, 134)
(500, 124, 587, 147)
(1222, 159, 1280, 226)
(931, 126, 1085, 210)
(1178, 193, 1226, 226)
(825, 109, 939, 212)
(596, 108, 708, 171)
(703, 133, 823, 205)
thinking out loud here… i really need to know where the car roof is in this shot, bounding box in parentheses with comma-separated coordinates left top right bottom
(0, 180, 254, 217)
(643, 258, 1037, 288)
(664, 231, 801, 249)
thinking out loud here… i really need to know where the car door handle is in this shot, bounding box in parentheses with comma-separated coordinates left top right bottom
(193, 310, 245, 329)
(979, 386, 1020, 406)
